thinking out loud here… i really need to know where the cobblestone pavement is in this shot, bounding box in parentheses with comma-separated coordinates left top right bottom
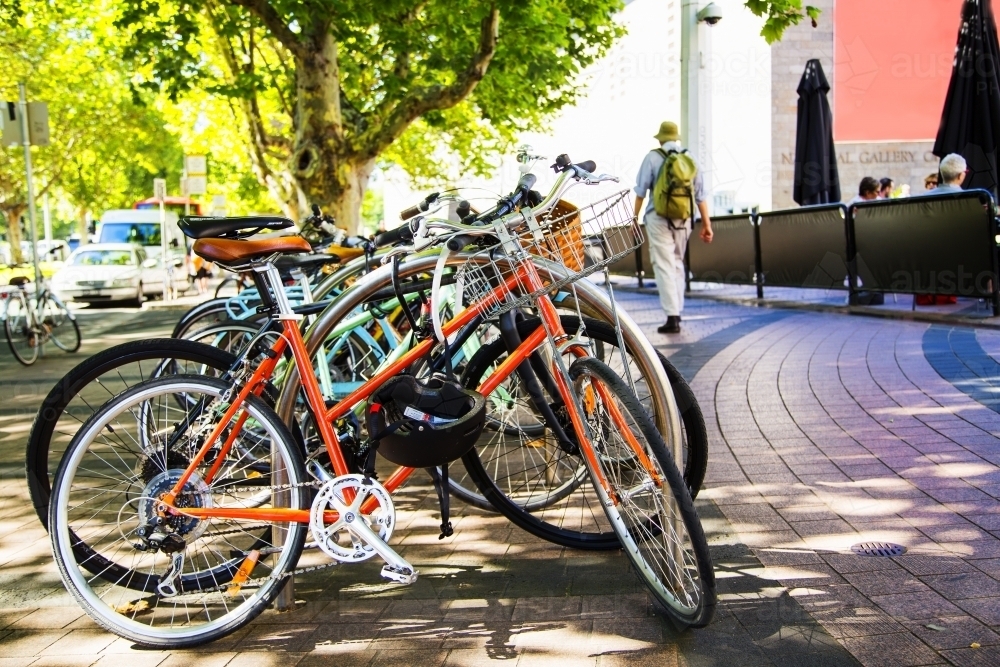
(1, 294, 998, 666)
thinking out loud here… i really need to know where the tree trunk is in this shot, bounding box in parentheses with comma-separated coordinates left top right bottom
(290, 30, 375, 234)
(321, 158, 375, 234)
(77, 206, 89, 246)
(3, 206, 26, 264)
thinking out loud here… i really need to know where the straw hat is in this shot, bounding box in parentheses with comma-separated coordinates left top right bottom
(654, 121, 680, 143)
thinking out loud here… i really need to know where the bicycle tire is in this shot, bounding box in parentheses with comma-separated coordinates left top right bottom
(40, 295, 82, 353)
(170, 298, 234, 339)
(180, 320, 262, 357)
(4, 293, 38, 365)
(568, 357, 715, 628)
(457, 316, 708, 545)
(26, 338, 237, 529)
(213, 276, 248, 299)
(49, 374, 308, 648)
(661, 357, 708, 498)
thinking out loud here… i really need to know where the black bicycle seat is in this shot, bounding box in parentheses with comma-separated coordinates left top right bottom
(179, 215, 295, 240)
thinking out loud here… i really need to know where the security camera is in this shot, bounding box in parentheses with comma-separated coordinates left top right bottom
(697, 2, 723, 25)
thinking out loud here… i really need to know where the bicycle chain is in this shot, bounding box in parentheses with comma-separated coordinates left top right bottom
(170, 475, 369, 596)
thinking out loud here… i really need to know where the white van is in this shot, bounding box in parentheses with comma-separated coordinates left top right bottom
(97, 209, 188, 292)
(98, 209, 185, 253)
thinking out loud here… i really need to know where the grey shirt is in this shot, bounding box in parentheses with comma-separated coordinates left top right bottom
(634, 141, 706, 220)
(914, 183, 964, 196)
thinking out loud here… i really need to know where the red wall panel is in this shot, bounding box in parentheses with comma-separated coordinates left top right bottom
(834, 0, 1000, 141)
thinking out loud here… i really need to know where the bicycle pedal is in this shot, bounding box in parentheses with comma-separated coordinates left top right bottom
(380, 565, 418, 585)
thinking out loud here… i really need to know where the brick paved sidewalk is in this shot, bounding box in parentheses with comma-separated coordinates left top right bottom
(2, 294, 999, 665)
(630, 293, 1000, 667)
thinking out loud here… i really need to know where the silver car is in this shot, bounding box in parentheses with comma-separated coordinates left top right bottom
(52, 243, 180, 306)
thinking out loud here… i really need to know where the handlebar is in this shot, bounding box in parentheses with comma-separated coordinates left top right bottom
(378, 155, 618, 254)
(374, 221, 415, 247)
(485, 173, 537, 222)
(400, 192, 441, 221)
(446, 234, 478, 252)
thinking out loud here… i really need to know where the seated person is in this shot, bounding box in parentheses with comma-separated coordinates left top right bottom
(918, 154, 967, 195)
(846, 177, 880, 205)
(878, 177, 894, 199)
(924, 172, 939, 190)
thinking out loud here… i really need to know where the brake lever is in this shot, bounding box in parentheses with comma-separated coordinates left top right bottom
(583, 173, 620, 185)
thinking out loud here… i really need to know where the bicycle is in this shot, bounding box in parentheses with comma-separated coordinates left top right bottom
(49, 158, 714, 647)
(27, 257, 706, 540)
(3, 275, 81, 365)
(213, 271, 253, 299)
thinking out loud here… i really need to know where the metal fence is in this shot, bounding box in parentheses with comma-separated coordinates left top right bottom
(612, 190, 1000, 314)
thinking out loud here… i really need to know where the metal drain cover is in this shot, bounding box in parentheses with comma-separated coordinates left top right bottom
(851, 542, 906, 557)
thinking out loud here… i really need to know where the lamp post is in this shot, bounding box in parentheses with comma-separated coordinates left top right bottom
(17, 83, 42, 287)
(680, 2, 722, 197)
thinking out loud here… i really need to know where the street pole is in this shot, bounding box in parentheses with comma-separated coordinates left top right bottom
(160, 197, 169, 301)
(43, 192, 52, 244)
(680, 0, 699, 159)
(17, 83, 41, 287)
(680, 2, 714, 197)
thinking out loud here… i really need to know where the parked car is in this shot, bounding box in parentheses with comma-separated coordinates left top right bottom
(0, 240, 69, 286)
(51, 243, 184, 306)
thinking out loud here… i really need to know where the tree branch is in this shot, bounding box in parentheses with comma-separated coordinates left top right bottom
(229, 0, 307, 61)
(361, 4, 499, 159)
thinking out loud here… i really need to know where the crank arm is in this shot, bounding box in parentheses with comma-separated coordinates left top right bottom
(343, 514, 417, 585)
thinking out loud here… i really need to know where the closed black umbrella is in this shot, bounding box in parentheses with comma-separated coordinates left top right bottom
(793, 59, 840, 206)
(934, 0, 1000, 195)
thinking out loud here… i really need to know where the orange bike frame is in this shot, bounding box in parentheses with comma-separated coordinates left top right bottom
(173, 255, 653, 522)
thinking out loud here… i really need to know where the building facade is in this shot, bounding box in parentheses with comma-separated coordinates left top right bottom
(771, 0, 996, 208)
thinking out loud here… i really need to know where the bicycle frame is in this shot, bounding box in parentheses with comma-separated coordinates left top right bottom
(166, 253, 660, 524)
(4, 281, 75, 342)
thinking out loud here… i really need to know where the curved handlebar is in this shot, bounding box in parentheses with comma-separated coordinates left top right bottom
(399, 204, 422, 222)
(376, 155, 617, 252)
(399, 192, 441, 221)
(374, 221, 415, 247)
(446, 234, 478, 252)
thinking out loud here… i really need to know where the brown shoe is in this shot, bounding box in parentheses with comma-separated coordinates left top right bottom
(657, 316, 681, 334)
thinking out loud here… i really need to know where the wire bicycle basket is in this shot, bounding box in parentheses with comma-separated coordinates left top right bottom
(456, 189, 642, 319)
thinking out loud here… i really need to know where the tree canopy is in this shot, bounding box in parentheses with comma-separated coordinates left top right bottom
(0, 0, 822, 246)
(113, 0, 821, 231)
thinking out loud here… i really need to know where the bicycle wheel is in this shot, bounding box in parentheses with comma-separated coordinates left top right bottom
(27, 339, 237, 529)
(170, 298, 236, 339)
(214, 277, 243, 299)
(458, 316, 708, 547)
(5, 293, 39, 365)
(569, 357, 715, 628)
(39, 294, 82, 353)
(49, 374, 308, 648)
(182, 320, 261, 357)
(662, 359, 708, 498)
(551, 293, 708, 497)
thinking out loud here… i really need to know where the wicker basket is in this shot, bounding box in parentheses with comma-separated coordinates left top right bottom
(523, 199, 585, 273)
(455, 190, 640, 319)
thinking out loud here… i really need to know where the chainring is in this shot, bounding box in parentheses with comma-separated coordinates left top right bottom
(309, 474, 395, 563)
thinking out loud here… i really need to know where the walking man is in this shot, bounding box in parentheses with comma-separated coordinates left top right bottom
(633, 121, 713, 335)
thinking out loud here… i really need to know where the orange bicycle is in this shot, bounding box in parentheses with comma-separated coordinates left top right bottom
(49, 158, 715, 647)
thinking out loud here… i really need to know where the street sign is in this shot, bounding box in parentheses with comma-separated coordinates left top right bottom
(185, 175, 207, 195)
(153, 178, 167, 202)
(1, 102, 20, 146)
(211, 195, 227, 217)
(184, 155, 207, 176)
(1, 101, 49, 147)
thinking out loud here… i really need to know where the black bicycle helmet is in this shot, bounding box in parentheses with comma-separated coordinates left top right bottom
(367, 374, 487, 468)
